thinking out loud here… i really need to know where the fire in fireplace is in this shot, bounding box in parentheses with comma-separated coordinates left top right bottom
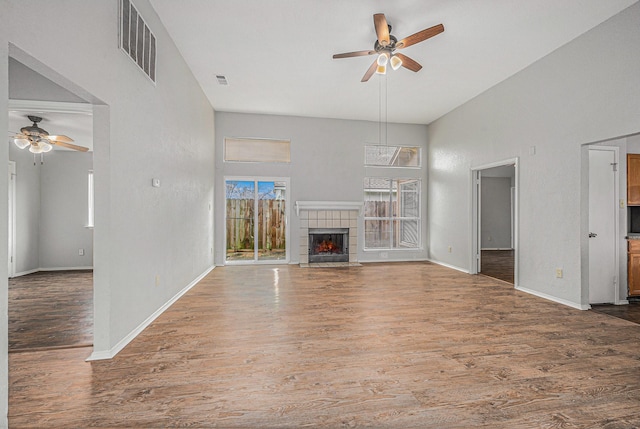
(308, 228, 349, 263)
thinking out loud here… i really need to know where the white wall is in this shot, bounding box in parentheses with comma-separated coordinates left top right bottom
(214, 112, 428, 265)
(481, 177, 512, 249)
(39, 152, 94, 270)
(0, 2, 9, 423)
(2, 0, 216, 374)
(428, 3, 640, 308)
(9, 145, 40, 274)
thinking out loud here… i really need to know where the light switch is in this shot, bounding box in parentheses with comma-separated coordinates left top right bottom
(152, 178, 160, 187)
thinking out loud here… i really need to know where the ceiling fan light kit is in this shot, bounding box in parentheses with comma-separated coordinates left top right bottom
(332, 13, 444, 82)
(9, 115, 89, 160)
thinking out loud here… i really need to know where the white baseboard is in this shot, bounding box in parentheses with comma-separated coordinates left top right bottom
(616, 300, 630, 305)
(480, 248, 514, 251)
(515, 286, 588, 310)
(12, 267, 93, 278)
(360, 258, 430, 264)
(39, 266, 93, 271)
(86, 265, 215, 361)
(13, 268, 40, 277)
(426, 258, 470, 274)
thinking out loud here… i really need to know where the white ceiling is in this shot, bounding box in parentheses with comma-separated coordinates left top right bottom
(149, 0, 637, 124)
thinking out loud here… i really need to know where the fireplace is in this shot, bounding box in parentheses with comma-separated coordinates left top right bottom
(309, 228, 349, 263)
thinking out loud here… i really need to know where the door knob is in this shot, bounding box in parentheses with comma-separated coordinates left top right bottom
(589, 232, 597, 238)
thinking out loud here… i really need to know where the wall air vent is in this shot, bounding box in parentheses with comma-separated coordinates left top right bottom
(216, 75, 229, 86)
(119, 0, 156, 83)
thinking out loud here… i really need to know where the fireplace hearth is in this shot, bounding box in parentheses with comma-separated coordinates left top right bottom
(309, 228, 349, 263)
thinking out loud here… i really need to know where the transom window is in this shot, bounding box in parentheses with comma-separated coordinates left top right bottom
(364, 145, 420, 168)
(224, 138, 291, 163)
(363, 178, 420, 249)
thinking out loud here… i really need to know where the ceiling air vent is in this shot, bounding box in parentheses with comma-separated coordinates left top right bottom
(119, 0, 156, 83)
(216, 75, 229, 86)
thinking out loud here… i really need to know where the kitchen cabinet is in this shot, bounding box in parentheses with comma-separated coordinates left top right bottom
(627, 240, 640, 296)
(627, 154, 640, 205)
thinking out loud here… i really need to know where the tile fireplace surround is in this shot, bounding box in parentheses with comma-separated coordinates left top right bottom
(296, 201, 361, 267)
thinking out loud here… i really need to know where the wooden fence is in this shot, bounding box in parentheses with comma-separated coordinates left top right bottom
(226, 199, 286, 252)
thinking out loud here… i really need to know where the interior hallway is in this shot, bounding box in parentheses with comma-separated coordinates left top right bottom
(9, 263, 640, 427)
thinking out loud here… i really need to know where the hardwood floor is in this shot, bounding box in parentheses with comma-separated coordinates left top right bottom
(591, 301, 640, 325)
(480, 250, 514, 284)
(8, 270, 93, 352)
(9, 263, 640, 428)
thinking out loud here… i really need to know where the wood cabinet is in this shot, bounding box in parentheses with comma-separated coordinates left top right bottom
(628, 240, 640, 296)
(627, 154, 640, 205)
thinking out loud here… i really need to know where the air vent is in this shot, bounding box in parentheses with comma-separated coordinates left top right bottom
(119, 0, 156, 83)
(216, 75, 229, 86)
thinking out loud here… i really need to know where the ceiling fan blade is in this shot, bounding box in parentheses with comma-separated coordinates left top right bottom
(396, 23, 444, 49)
(361, 59, 378, 82)
(47, 135, 74, 143)
(333, 50, 376, 59)
(374, 13, 390, 47)
(395, 53, 422, 72)
(50, 140, 89, 152)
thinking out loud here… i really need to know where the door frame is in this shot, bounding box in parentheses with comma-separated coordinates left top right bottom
(470, 157, 519, 287)
(587, 145, 621, 304)
(8, 161, 16, 278)
(223, 176, 290, 265)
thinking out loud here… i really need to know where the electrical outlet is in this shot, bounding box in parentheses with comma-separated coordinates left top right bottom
(556, 268, 563, 279)
(78, 248, 84, 256)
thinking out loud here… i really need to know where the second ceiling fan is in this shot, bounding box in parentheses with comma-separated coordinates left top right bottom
(333, 13, 444, 82)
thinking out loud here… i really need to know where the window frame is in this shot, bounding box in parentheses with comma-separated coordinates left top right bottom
(363, 177, 421, 250)
(364, 144, 421, 168)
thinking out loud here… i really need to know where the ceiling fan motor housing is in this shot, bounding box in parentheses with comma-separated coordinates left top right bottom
(20, 116, 49, 138)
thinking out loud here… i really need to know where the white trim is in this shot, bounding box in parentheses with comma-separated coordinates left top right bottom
(8, 161, 16, 278)
(360, 258, 430, 264)
(516, 286, 589, 310)
(8, 99, 93, 115)
(426, 258, 470, 274)
(295, 201, 362, 216)
(38, 266, 94, 271)
(480, 248, 514, 251)
(13, 267, 94, 277)
(86, 265, 215, 361)
(470, 158, 519, 287)
(13, 268, 40, 277)
(617, 300, 630, 305)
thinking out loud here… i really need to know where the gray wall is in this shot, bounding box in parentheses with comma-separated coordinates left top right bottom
(9, 145, 40, 274)
(39, 152, 93, 269)
(1, 0, 216, 382)
(481, 177, 512, 249)
(428, 3, 640, 308)
(215, 112, 429, 264)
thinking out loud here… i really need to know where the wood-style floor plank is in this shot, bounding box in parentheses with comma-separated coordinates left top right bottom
(9, 263, 640, 428)
(8, 270, 93, 352)
(481, 250, 514, 284)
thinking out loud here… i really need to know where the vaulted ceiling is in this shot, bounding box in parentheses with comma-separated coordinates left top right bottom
(150, 0, 638, 124)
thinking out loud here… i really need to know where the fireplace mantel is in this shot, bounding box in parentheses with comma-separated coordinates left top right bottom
(295, 201, 362, 216)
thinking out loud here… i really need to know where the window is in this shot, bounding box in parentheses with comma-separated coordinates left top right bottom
(224, 138, 291, 163)
(365, 145, 420, 168)
(363, 178, 420, 249)
(87, 170, 94, 228)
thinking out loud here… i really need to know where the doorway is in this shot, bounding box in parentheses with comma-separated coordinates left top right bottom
(225, 178, 289, 264)
(471, 159, 518, 285)
(588, 146, 619, 304)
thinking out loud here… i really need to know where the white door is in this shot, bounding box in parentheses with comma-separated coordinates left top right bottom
(588, 148, 617, 303)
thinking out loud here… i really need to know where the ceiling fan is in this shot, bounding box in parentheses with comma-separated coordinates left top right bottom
(333, 13, 444, 82)
(9, 115, 88, 153)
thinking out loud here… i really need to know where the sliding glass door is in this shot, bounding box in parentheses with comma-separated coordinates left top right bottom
(225, 178, 288, 263)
